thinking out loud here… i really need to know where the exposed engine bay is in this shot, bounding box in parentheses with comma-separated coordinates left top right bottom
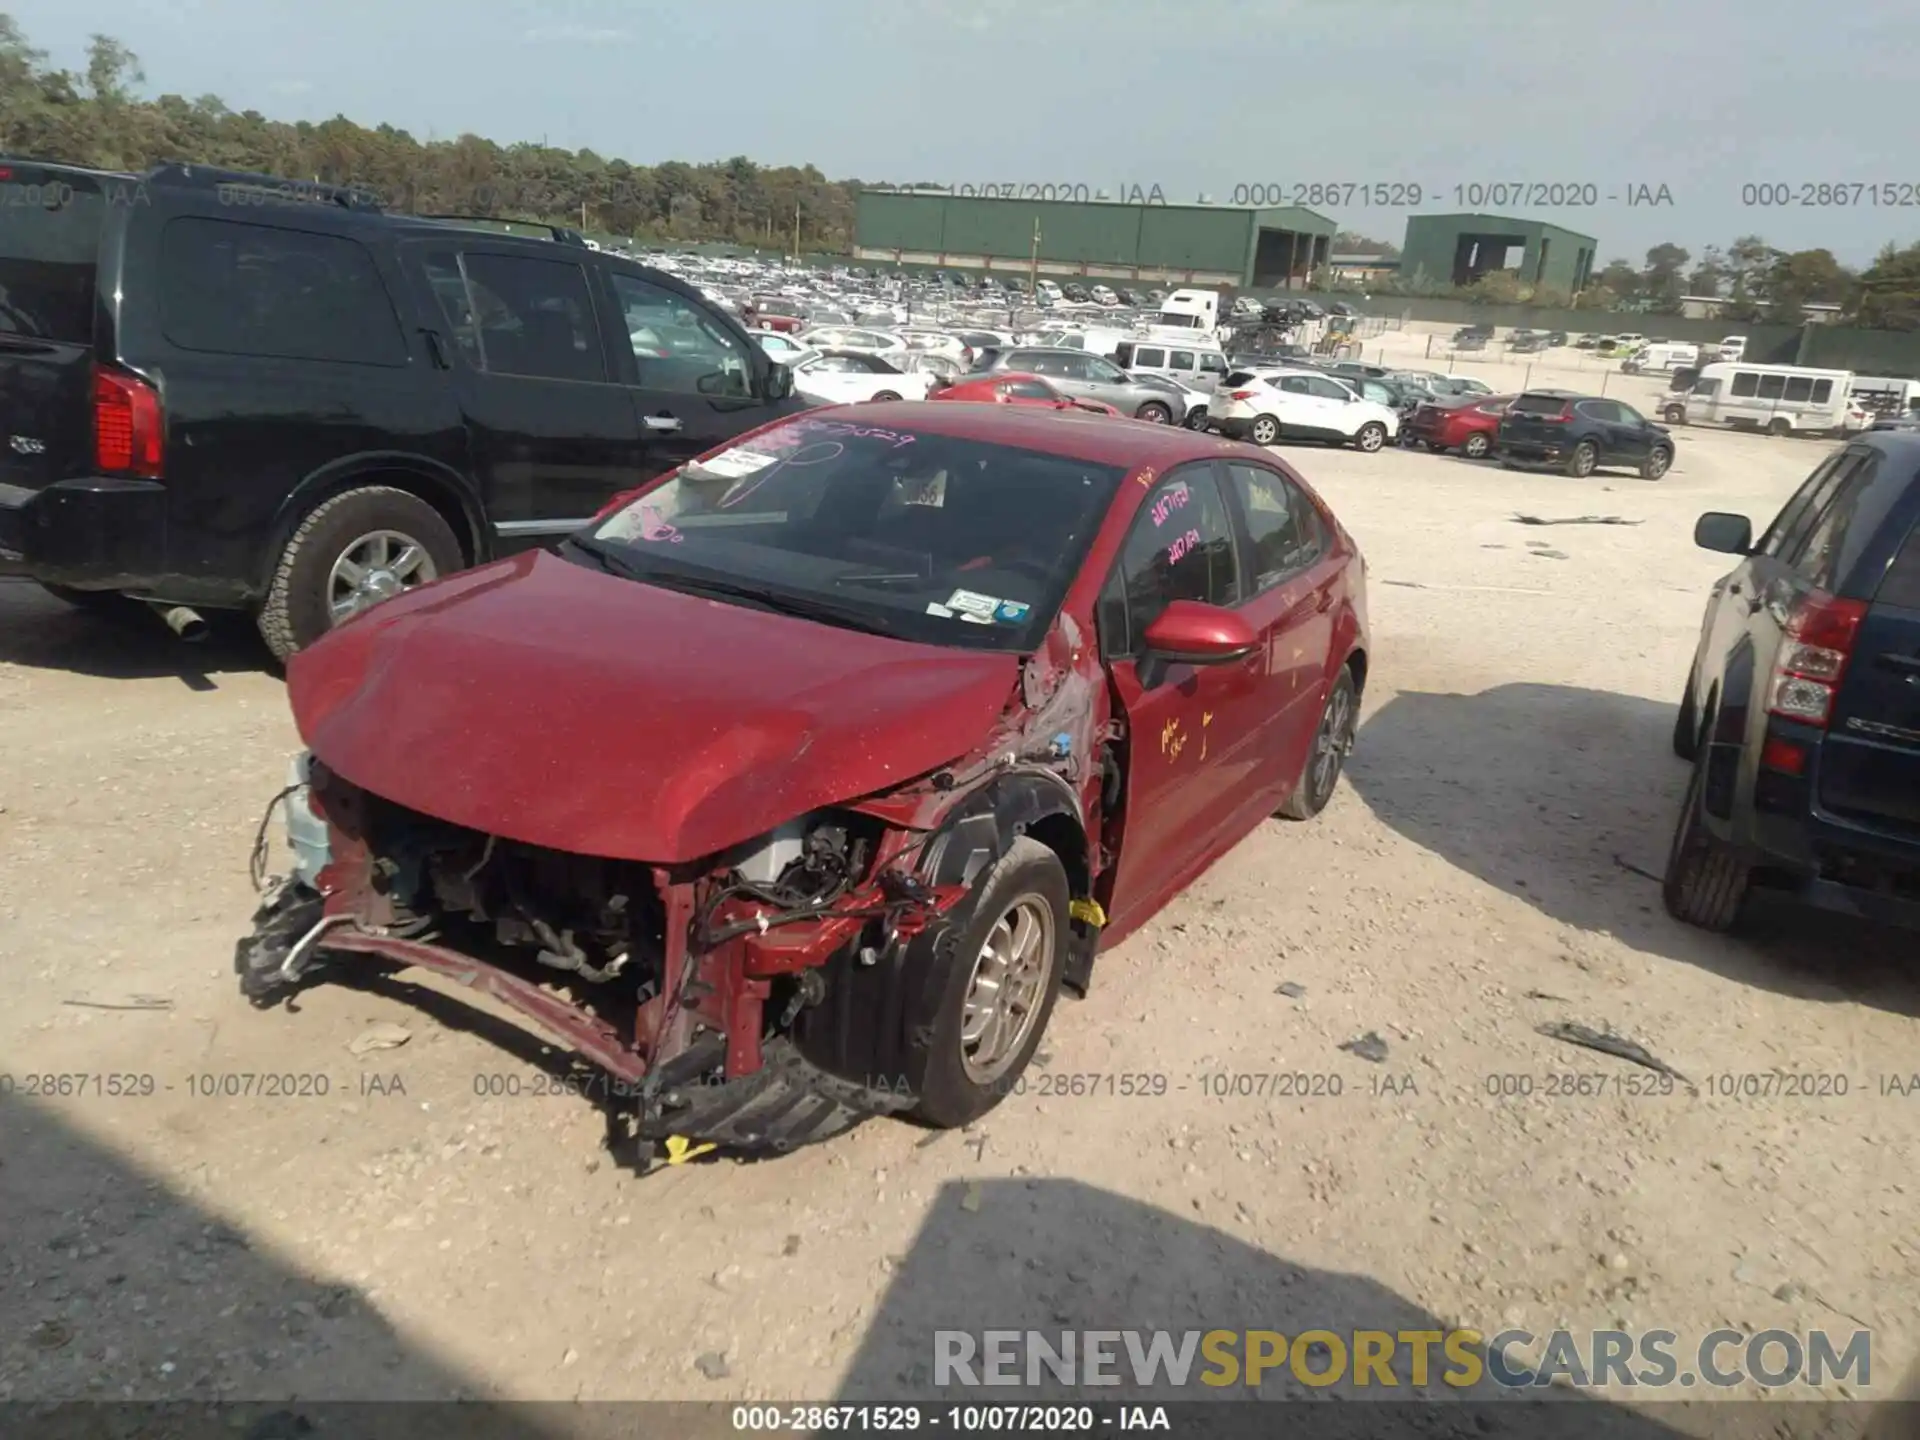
(238, 620, 1112, 1161)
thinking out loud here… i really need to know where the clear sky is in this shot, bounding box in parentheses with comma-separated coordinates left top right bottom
(9, 0, 1915, 267)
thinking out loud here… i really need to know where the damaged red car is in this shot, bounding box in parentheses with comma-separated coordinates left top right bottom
(240, 404, 1369, 1157)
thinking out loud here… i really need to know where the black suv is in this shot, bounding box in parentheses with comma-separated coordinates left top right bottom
(0, 159, 804, 656)
(1666, 431, 1920, 933)
(1496, 391, 1675, 479)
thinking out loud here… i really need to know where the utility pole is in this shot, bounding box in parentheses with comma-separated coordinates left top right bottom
(793, 201, 801, 262)
(580, 199, 587, 231)
(1028, 217, 1041, 295)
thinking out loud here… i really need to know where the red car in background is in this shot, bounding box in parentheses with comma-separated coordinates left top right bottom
(933, 372, 1122, 416)
(1405, 393, 1516, 458)
(746, 300, 805, 334)
(239, 405, 1369, 1160)
(1407, 390, 1575, 458)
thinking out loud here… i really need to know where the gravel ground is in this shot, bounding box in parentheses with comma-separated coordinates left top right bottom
(2, 342, 1915, 1424)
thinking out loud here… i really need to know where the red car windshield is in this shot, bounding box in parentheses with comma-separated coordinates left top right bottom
(583, 417, 1124, 651)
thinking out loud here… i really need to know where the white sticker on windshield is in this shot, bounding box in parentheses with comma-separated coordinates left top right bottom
(925, 602, 956, 617)
(687, 449, 778, 480)
(959, 613, 993, 624)
(946, 589, 1000, 617)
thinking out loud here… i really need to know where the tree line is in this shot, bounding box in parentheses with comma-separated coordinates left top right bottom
(2, 15, 1915, 329)
(1389, 237, 1919, 329)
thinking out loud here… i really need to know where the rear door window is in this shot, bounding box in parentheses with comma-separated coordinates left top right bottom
(1510, 393, 1570, 415)
(458, 253, 605, 382)
(1758, 451, 1858, 557)
(1133, 347, 1166, 368)
(159, 217, 408, 366)
(0, 169, 106, 342)
(1225, 462, 1325, 591)
(1788, 459, 1876, 588)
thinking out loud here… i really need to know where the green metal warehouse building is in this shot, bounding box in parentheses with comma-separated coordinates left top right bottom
(853, 191, 1338, 289)
(1399, 214, 1598, 295)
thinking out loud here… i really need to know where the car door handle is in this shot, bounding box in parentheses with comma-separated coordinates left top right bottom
(642, 415, 682, 433)
(418, 328, 449, 369)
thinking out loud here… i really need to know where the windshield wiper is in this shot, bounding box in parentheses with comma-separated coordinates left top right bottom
(559, 533, 647, 578)
(638, 570, 911, 639)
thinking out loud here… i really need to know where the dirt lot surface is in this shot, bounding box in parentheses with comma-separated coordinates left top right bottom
(3, 335, 1915, 1421)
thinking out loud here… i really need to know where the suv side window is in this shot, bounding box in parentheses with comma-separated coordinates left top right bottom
(1199, 353, 1228, 378)
(1133, 346, 1166, 368)
(1304, 376, 1349, 400)
(606, 268, 748, 395)
(1789, 460, 1875, 588)
(1084, 355, 1127, 383)
(458, 253, 605, 383)
(1226, 462, 1325, 591)
(1759, 452, 1857, 557)
(159, 217, 408, 366)
(1098, 467, 1241, 659)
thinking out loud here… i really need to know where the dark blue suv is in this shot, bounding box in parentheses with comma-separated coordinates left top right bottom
(1667, 430, 1920, 932)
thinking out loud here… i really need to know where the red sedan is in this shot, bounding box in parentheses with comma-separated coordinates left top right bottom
(240, 406, 1369, 1157)
(933, 372, 1122, 416)
(1405, 393, 1515, 457)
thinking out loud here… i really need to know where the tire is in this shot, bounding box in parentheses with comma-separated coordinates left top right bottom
(1462, 432, 1491, 458)
(1249, 414, 1281, 446)
(1566, 439, 1599, 477)
(1134, 401, 1173, 424)
(872, 390, 901, 402)
(1280, 666, 1358, 821)
(1664, 405, 1686, 424)
(1662, 737, 1752, 932)
(257, 486, 466, 661)
(1671, 668, 1700, 761)
(1353, 421, 1387, 452)
(909, 836, 1070, 1129)
(1767, 417, 1791, 437)
(1182, 408, 1209, 430)
(1642, 446, 1673, 480)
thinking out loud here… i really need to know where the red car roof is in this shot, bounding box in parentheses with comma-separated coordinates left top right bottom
(805, 399, 1247, 468)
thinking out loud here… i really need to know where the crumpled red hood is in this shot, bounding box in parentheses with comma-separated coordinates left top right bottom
(286, 550, 1019, 863)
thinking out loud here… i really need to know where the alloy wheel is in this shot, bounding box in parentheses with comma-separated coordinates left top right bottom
(327, 529, 439, 623)
(959, 896, 1055, 1085)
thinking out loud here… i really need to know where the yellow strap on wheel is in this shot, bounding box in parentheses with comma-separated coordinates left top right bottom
(664, 1135, 717, 1165)
(1068, 898, 1106, 927)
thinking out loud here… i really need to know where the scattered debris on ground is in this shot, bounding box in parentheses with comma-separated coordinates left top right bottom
(1536, 1021, 1689, 1082)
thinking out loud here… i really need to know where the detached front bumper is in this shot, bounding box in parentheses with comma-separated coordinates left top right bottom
(237, 765, 965, 1153)
(0, 477, 169, 588)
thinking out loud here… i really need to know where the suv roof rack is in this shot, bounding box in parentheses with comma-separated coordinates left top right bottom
(412, 214, 589, 247)
(145, 162, 384, 209)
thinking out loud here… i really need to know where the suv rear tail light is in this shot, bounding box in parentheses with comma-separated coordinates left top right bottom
(1766, 589, 1868, 726)
(93, 367, 164, 477)
(1229, 389, 1256, 401)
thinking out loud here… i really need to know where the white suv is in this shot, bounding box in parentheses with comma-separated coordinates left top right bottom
(1213, 367, 1400, 451)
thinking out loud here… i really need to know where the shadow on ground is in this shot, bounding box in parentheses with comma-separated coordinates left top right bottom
(1346, 682, 1920, 1017)
(0, 580, 272, 688)
(4, 1107, 1908, 1437)
(830, 1176, 1888, 1436)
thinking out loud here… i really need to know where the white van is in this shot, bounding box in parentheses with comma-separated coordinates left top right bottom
(1113, 338, 1231, 393)
(1717, 335, 1747, 361)
(1683, 363, 1865, 436)
(1624, 342, 1699, 373)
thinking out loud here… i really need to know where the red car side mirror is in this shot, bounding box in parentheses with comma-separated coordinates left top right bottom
(1139, 601, 1257, 685)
